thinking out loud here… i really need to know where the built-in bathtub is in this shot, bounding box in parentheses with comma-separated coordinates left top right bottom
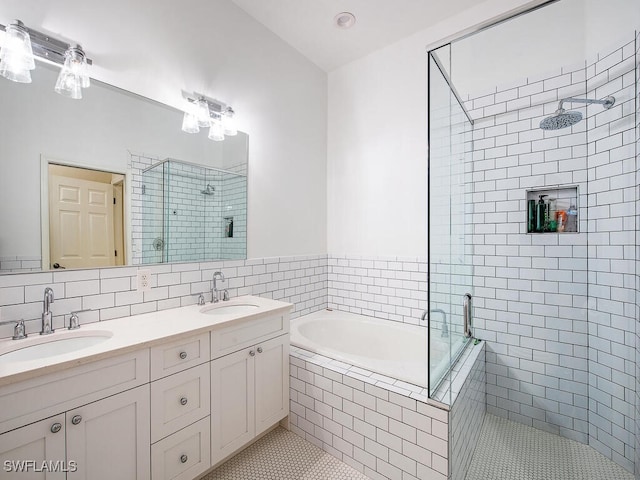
(290, 309, 465, 391)
(288, 309, 486, 480)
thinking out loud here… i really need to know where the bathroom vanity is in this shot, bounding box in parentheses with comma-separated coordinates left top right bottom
(0, 295, 291, 479)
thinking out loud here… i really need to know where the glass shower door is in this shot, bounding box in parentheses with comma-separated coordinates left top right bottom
(427, 45, 474, 401)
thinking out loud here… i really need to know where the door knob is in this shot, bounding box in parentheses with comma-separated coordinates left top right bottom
(51, 422, 62, 433)
(71, 415, 82, 425)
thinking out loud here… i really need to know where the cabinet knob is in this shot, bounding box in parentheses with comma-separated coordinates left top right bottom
(180, 454, 188, 464)
(71, 415, 82, 425)
(257, 347, 263, 354)
(179, 351, 187, 360)
(51, 422, 62, 433)
(249, 350, 255, 357)
(180, 397, 188, 406)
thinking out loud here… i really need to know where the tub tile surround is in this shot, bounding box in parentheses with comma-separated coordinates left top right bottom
(0, 254, 327, 340)
(328, 255, 460, 337)
(464, 37, 638, 472)
(289, 341, 485, 480)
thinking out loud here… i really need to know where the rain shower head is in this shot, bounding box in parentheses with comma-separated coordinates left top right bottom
(539, 95, 615, 131)
(540, 109, 583, 130)
(201, 184, 215, 195)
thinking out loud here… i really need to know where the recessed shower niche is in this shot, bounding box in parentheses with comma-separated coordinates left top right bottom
(526, 186, 579, 234)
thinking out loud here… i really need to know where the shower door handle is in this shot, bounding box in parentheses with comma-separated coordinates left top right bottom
(463, 293, 472, 338)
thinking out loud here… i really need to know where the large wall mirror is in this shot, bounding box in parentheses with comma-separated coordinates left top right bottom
(0, 63, 248, 274)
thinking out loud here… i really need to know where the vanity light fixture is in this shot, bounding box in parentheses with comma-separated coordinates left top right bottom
(0, 19, 92, 98)
(181, 93, 237, 141)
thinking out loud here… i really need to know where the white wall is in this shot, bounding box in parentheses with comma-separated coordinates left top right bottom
(0, 0, 327, 259)
(327, 0, 548, 257)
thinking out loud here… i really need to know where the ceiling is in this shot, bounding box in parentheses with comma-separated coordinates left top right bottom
(230, 0, 482, 72)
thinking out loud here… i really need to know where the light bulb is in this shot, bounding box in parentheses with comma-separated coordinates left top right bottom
(223, 107, 237, 136)
(196, 98, 210, 127)
(181, 111, 200, 133)
(0, 20, 35, 83)
(208, 117, 225, 141)
(55, 45, 90, 99)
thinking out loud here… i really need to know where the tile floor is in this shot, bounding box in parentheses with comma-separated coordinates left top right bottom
(465, 414, 634, 480)
(203, 415, 635, 480)
(202, 427, 369, 480)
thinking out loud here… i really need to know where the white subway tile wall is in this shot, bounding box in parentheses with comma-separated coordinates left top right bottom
(466, 38, 637, 473)
(586, 40, 637, 473)
(0, 254, 327, 339)
(0, 256, 42, 274)
(289, 341, 485, 480)
(634, 30, 639, 480)
(327, 255, 429, 327)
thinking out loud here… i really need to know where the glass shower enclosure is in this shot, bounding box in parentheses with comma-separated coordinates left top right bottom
(427, 44, 475, 401)
(141, 159, 247, 264)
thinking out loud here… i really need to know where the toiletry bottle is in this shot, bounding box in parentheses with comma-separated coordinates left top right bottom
(527, 199, 536, 233)
(566, 204, 577, 232)
(535, 195, 547, 232)
(547, 198, 557, 232)
(556, 210, 567, 232)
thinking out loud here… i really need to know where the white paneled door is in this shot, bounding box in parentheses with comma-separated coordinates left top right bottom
(49, 174, 115, 269)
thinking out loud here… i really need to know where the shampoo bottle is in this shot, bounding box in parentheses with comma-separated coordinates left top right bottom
(535, 195, 548, 232)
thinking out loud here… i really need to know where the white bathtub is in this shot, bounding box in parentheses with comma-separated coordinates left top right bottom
(291, 309, 435, 387)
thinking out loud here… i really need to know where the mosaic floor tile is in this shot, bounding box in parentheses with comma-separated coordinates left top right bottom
(465, 414, 634, 480)
(202, 427, 370, 480)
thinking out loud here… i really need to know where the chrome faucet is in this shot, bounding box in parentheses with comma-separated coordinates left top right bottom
(41, 287, 55, 335)
(211, 271, 225, 303)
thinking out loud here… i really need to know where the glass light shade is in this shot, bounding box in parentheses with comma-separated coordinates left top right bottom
(181, 111, 200, 133)
(196, 98, 210, 127)
(223, 108, 237, 136)
(55, 46, 90, 99)
(208, 118, 225, 141)
(0, 20, 35, 83)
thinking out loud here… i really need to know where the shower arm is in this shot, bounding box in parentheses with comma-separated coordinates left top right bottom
(557, 96, 615, 111)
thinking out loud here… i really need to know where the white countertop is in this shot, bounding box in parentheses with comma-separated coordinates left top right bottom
(0, 295, 292, 387)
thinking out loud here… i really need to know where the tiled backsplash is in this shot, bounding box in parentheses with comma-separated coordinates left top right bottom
(0, 254, 327, 339)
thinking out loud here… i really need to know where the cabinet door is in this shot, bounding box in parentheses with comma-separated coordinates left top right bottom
(254, 334, 289, 435)
(67, 385, 150, 480)
(0, 414, 66, 479)
(211, 348, 255, 465)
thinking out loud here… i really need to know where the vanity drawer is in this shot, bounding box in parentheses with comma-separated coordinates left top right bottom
(151, 416, 211, 480)
(151, 332, 210, 380)
(0, 349, 149, 435)
(151, 363, 210, 443)
(211, 313, 289, 359)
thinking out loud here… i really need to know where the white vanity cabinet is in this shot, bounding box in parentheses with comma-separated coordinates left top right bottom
(150, 333, 211, 480)
(0, 297, 292, 480)
(0, 413, 66, 479)
(0, 351, 151, 480)
(210, 311, 290, 466)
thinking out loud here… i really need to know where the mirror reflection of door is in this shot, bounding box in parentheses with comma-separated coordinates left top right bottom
(48, 164, 125, 269)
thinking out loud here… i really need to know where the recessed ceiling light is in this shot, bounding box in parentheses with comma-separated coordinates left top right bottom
(334, 12, 356, 29)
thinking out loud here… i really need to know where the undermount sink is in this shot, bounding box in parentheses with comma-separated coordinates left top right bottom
(200, 303, 260, 316)
(0, 330, 113, 363)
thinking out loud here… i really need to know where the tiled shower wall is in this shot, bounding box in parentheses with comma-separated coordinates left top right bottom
(130, 154, 247, 265)
(0, 254, 327, 340)
(465, 38, 637, 472)
(585, 40, 637, 471)
(634, 30, 639, 480)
